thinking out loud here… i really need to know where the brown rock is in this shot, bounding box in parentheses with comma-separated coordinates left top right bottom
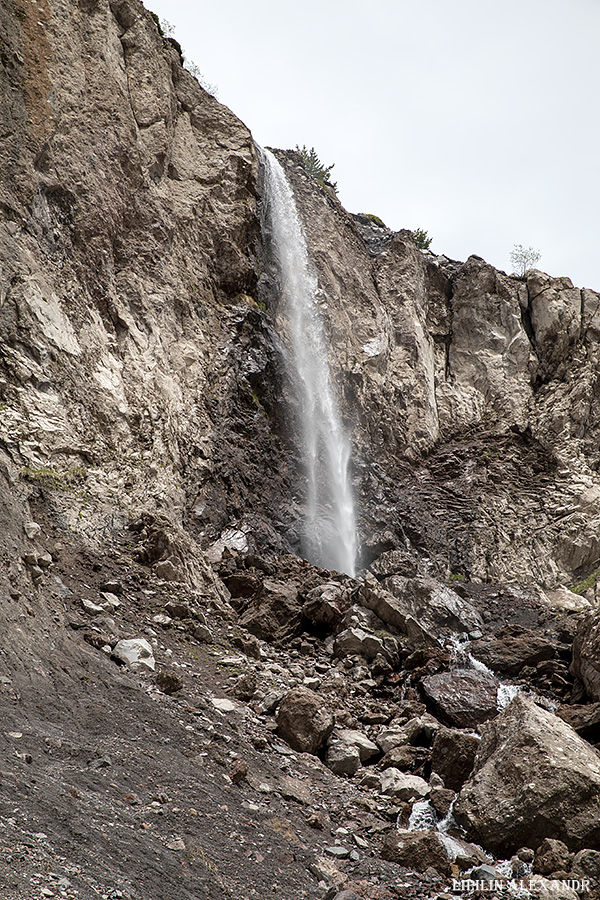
(430, 787, 455, 819)
(239, 580, 301, 643)
(421, 669, 499, 728)
(470, 625, 556, 676)
(430, 727, 480, 792)
(229, 760, 248, 784)
(571, 611, 600, 702)
(276, 687, 334, 754)
(533, 838, 572, 876)
(381, 829, 452, 876)
(454, 694, 600, 853)
(155, 670, 183, 695)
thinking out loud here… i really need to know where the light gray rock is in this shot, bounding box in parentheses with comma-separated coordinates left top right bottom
(325, 739, 361, 776)
(380, 575, 483, 637)
(454, 694, 600, 853)
(335, 728, 379, 762)
(112, 638, 155, 671)
(379, 769, 430, 801)
(333, 627, 397, 663)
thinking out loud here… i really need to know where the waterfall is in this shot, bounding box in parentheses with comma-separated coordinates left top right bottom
(260, 148, 357, 576)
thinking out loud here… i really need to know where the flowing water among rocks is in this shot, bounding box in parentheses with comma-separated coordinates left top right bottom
(260, 148, 357, 575)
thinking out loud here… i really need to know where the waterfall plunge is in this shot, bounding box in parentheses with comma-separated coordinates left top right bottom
(261, 149, 357, 576)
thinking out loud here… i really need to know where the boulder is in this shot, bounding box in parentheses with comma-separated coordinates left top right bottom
(376, 714, 438, 753)
(556, 702, 600, 741)
(469, 625, 556, 676)
(302, 582, 348, 630)
(335, 728, 379, 762)
(381, 829, 451, 876)
(420, 669, 498, 728)
(533, 838, 572, 876)
(111, 638, 155, 671)
(333, 627, 397, 663)
(239, 580, 301, 643)
(276, 687, 334, 755)
(454, 694, 600, 853)
(571, 849, 600, 882)
(325, 739, 361, 776)
(379, 745, 427, 772)
(358, 574, 438, 648)
(379, 769, 430, 802)
(378, 574, 483, 637)
(430, 727, 480, 792)
(571, 610, 600, 702)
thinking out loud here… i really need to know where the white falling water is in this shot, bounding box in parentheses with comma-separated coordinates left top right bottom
(261, 148, 357, 576)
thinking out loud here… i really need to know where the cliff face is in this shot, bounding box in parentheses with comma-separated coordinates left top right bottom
(2, 0, 600, 602)
(272, 151, 600, 587)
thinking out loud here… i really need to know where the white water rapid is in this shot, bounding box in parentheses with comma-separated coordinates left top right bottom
(261, 148, 357, 576)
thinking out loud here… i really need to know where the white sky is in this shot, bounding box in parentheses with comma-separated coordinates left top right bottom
(148, 0, 600, 290)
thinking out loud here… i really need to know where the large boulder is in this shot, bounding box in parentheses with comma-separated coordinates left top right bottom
(238, 580, 301, 643)
(302, 582, 349, 631)
(420, 669, 499, 728)
(470, 625, 556, 676)
(358, 574, 438, 648)
(571, 610, 600, 701)
(379, 574, 483, 638)
(276, 687, 334, 755)
(454, 694, 600, 853)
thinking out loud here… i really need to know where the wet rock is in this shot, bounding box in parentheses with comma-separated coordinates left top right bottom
(430, 727, 480, 791)
(571, 610, 600, 702)
(430, 787, 455, 819)
(454, 694, 600, 853)
(239, 580, 301, 642)
(470, 625, 556, 676)
(379, 575, 483, 637)
(379, 769, 430, 801)
(276, 687, 334, 754)
(381, 828, 451, 876)
(111, 638, 155, 671)
(533, 838, 572, 875)
(420, 668, 499, 728)
(155, 670, 183, 694)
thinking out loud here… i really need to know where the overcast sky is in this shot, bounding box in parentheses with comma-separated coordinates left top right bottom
(148, 0, 600, 290)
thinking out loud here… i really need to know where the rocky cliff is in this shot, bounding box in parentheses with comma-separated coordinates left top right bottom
(2, 1, 600, 898)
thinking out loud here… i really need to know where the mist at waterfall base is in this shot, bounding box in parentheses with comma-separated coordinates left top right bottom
(260, 149, 357, 577)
